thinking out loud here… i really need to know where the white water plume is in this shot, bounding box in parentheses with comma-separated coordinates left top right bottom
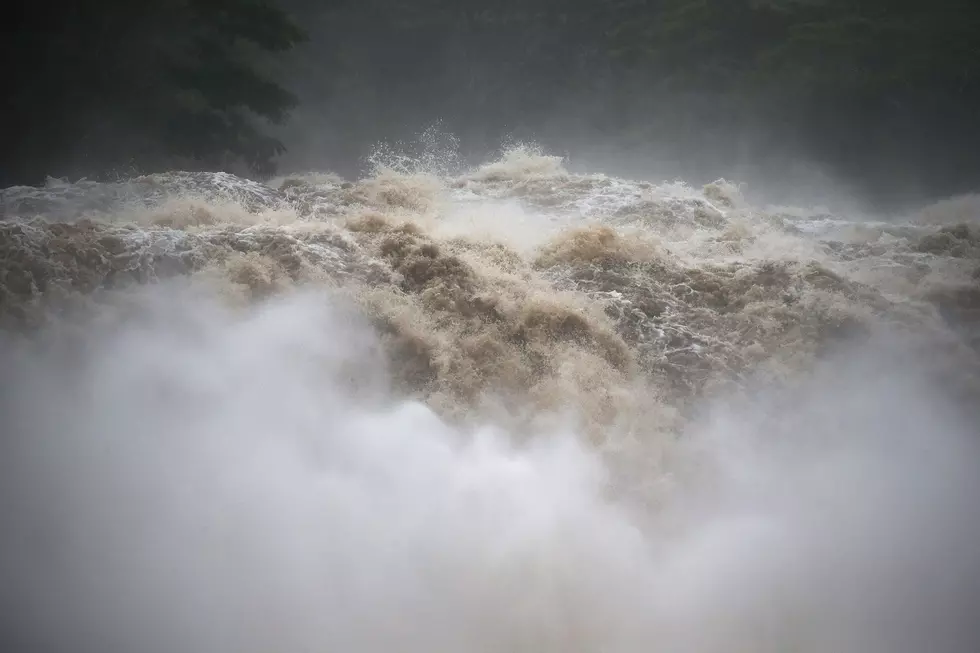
(0, 284, 978, 653)
(2, 137, 980, 652)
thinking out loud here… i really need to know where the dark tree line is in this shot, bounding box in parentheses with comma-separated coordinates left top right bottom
(2, 0, 306, 186)
(610, 0, 980, 202)
(274, 0, 980, 204)
(4, 0, 979, 206)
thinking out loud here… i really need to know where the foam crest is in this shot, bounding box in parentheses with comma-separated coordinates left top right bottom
(2, 139, 980, 651)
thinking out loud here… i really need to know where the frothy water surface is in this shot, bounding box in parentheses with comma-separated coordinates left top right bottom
(1, 146, 979, 653)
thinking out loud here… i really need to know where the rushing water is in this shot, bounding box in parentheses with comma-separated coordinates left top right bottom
(1, 143, 979, 653)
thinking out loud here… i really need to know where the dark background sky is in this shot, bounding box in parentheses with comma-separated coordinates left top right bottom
(5, 0, 980, 211)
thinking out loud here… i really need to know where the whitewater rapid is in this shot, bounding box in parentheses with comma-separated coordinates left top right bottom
(1, 145, 979, 653)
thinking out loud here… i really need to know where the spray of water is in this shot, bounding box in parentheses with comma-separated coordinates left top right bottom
(1, 140, 980, 653)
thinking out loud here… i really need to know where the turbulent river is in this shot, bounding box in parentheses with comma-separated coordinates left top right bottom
(1, 144, 979, 653)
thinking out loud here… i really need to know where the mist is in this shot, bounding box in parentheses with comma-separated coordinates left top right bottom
(3, 2, 980, 649)
(266, 1, 980, 214)
(6, 1, 978, 214)
(1, 284, 978, 653)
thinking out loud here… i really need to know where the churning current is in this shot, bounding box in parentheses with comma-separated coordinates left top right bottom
(1, 143, 979, 653)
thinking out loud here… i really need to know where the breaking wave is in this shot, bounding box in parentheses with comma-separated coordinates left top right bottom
(1, 142, 979, 652)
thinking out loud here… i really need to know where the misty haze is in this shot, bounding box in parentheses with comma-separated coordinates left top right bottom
(2, 1, 980, 652)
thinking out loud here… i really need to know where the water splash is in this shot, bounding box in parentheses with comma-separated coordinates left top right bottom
(1, 141, 979, 653)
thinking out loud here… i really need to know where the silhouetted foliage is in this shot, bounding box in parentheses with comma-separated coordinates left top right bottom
(5, 0, 980, 205)
(608, 0, 980, 98)
(603, 0, 980, 201)
(274, 0, 979, 204)
(2, 0, 305, 185)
